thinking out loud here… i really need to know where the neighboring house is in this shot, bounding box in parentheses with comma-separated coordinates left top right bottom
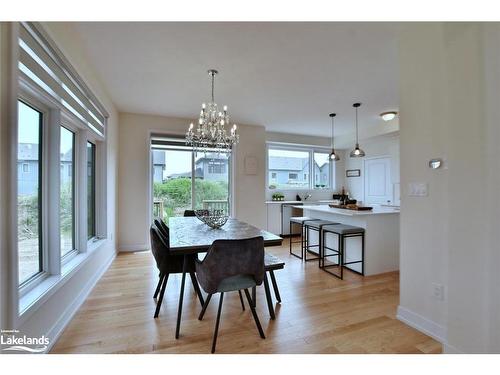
(195, 156, 228, 181)
(18, 143, 74, 196)
(268, 156, 329, 187)
(18, 143, 39, 196)
(166, 154, 229, 181)
(152, 150, 166, 183)
(268, 156, 309, 187)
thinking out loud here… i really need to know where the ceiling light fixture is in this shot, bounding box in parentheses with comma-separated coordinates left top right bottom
(186, 69, 239, 153)
(380, 111, 398, 122)
(328, 113, 340, 161)
(349, 102, 365, 158)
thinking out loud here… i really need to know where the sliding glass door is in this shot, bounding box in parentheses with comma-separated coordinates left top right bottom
(151, 139, 231, 221)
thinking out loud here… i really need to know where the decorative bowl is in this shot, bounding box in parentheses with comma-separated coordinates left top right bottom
(194, 209, 229, 229)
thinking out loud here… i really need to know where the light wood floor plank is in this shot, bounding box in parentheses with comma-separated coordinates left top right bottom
(50, 239, 442, 354)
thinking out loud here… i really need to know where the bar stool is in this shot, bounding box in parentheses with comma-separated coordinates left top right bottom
(303, 220, 339, 262)
(321, 224, 365, 279)
(289, 217, 320, 259)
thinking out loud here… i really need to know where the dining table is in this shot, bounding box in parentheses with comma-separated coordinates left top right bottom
(169, 216, 283, 339)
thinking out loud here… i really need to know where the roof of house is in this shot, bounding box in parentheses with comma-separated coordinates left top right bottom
(268, 156, 308, 171)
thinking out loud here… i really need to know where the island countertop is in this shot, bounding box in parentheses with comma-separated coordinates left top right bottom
(293, 204, 400, 216)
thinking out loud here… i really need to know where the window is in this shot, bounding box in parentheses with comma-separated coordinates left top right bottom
(17, 101, 43, 285)
(267, 145, 334, 190)
(208, 160, 226, 174)
(150, 138, 232, 221)
(195, 152, 230, 213)
(267, 147, 309, 189)
(15, 23, 108, 313)
(313, 152, 330, 189)
(87, 142, 96, 240)
(60, 127, 75, 257)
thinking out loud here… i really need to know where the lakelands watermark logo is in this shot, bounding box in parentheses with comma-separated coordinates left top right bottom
(1, 329, 49, 353)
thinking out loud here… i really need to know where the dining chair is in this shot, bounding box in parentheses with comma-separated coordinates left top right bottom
(183, 210, 196, 217)
(153, 217, 169, 239)
(149, 224, 205, 318)
(195, 236, 266, 353)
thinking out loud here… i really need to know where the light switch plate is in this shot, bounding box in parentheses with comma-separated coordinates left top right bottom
(408, 182, 428, 197)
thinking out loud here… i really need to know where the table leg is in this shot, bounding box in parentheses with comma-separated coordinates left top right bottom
(175, 255, 187, 339)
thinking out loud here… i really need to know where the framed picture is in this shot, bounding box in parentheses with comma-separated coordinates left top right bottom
(346, 169, 361, 177)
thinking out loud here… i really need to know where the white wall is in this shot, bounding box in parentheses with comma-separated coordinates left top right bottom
(344, 134, 400, 203)
(399, 22, 500, 353)
(118, 112, 266, 251)
(0, 22, 119, 348)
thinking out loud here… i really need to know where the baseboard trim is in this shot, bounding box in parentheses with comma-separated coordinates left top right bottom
(397, 305, 447, 343)
(45, 250, 116, 353)
(118, 243, 149, 252)
(443, 343, 464, 354)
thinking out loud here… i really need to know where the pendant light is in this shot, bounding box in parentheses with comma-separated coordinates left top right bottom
(328, 113, 340, 161)
(349, 102, 365, 158)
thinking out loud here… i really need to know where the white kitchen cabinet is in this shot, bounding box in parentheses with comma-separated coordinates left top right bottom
(266, 203, 282, 235)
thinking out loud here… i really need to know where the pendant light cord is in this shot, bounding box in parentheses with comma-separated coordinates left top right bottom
(211, 72, 215, 103)
(355, 106, 359, 145)
(331, 116, 334, 149)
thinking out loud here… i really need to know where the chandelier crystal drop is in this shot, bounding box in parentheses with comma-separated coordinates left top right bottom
(186, 69, 239, 153)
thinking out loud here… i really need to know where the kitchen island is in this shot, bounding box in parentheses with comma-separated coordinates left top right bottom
(295, 205, 400, 276)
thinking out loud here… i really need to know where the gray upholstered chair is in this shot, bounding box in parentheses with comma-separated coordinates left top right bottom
(195, 236, 266, 353)
(150, 224, 204, 318)
(154, 217, 169, 239)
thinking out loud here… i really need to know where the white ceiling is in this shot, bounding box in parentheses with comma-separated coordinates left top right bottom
(72, 22, 400, 137)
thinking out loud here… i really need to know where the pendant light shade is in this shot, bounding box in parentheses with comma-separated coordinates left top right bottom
(328, 113, 340, 161)
(350, 102, 365, 158)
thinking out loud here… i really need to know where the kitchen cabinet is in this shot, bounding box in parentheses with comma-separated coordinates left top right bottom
(266, 203, 282, 235)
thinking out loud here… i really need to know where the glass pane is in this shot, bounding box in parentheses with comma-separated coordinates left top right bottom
(268, 148, 310, 189)
(313, 152, 330, 189)
(60, 127, 75, 256)
(151, 149, 192, 221)
(17, 101, 42, 285)
(194, 152, 230, 215)
(87, 142, 96, 239)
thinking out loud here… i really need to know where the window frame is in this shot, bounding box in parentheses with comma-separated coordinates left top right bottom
(59, 122, 78, 263)
(266, 142, 335, 191)
(86, 140, 97, 242)
(17, 96, 50, 294)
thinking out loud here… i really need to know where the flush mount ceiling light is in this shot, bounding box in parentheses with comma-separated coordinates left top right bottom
(186, 69, 239, 153)
(380, 111, 398, 122)
(350, 102, 365, 158)
(328, 113, 340, 161)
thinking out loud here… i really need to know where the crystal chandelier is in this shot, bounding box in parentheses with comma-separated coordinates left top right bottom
(186, 69, 239, 153)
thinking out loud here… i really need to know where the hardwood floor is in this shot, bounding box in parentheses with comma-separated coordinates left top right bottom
(51, 239, 441, 354)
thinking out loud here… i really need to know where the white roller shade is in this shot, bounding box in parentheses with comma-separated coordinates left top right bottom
(18, 22, 108, 137)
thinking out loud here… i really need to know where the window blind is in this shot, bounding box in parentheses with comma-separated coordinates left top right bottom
(18, 22, 108, 137)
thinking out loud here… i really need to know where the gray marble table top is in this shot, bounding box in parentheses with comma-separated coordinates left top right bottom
(169, 217, 283, 255)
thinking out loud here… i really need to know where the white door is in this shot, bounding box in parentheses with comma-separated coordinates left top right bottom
(364, 157, 392, 205)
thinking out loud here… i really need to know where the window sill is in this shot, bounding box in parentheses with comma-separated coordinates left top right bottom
(18, 238, 107, 326)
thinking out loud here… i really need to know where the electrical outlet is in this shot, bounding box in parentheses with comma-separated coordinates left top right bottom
(432, 283, 445, 301)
